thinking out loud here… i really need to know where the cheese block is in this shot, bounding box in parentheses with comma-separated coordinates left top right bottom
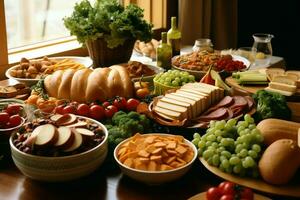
(153, 106, 184, 120)
(159, 97, 193, 119)
(164, 94, 197, 118)
(181, 83, 216, 103)
(272, 75, 297, 85)
(156, 101, 189, 119)
(171, 92, 202, 115)
(197, 82, 224, 101)
(175, 90, 207, 113)
(268, 82, 297, 93)
(265, 87, 294, 96)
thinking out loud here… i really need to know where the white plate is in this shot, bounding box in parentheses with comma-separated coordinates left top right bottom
(6, 56, 93, 86)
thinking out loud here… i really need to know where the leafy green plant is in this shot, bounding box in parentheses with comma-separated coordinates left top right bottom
(63, 0, 153, 48)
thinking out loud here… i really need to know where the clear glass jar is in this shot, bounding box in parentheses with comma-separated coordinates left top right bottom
(193, 38, 214, 52)
(252, 33, 274, 67)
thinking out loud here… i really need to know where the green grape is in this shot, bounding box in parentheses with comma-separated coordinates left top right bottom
(207, 146, 216, 152)
(207, 157, 213, 165)
(235, 144, 244, 153)
(207, 134, 216, 142)
(248, 150, 258, 158)
(197, 140, 206, 149)
(237, 125, 246, 134)
(239, 149, 248, 158)
(227, 118, 237, 126)
(252, 144, 261, 153)
(245, 156, 255, 168)
(198, 148, 203, 156)
(206, 141, 212, 147)
(233, 164, 242, 174)
(207, 127, 216, 135)
(251, 128, 260, 135)
(248, 124, 256, 130)
(255, 134, 264, 143)
(229, 156, 241, 165)
(165, 77, 171, 82)
(211, 142, 219, 148)
(221, 159, 230, 168)
(209, 120, 216, 128)
(192, 138, 200, 146)
(238, 121, 248, 128)
(212, 154, 220, 166)
(225, 166, 233, 174)
(171, 80, 179, 87)
(175, 77, 181, 82)
(215, 120, 226, 129)
(203, 149, 214, 159)
(219, 164, 226, 172)
(214, 130, 222, 136)
(217, 136, 223, 142)
(188, 75, 195, 82)
(193, 132, 201, 139)
(221, 150, 231, 159)
(220, 155, 227, 162)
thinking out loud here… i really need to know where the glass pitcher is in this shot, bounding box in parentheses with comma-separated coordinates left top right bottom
(252, 33, 274, 67)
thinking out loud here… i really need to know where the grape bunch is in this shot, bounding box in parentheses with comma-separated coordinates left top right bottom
(154, 69, 195, 87)
(192, 114, 264, 178)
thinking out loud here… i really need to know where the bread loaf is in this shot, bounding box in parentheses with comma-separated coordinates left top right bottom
(44, 66, 133, 102)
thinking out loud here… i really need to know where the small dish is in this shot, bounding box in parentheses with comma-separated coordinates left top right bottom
(114, 133, 198, 184)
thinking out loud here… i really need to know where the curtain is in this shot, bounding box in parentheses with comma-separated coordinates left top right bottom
(179, 0, 238, 50)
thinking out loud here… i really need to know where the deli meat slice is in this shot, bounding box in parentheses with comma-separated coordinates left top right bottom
(230, 96, 248, 109)
(197, 108, 228, 121)
(203, 96, 234, 114)
(244, 96, 255, 109)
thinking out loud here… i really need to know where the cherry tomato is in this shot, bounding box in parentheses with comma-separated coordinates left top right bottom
(126, 98, 140, 111)
(105, 105, 118, 118)
(206, 187, 222, 200)
(6, 104, 21, 115)
(0, 112, 10, 125)
(76, 104, 90, 116)
(54, 105, 65, 114)
(220, 194, 234, 200)
(240, 187, 254, 200)
(222, 182, 236, 196)
(63, 105, 77, 114)
(113, 97, 127, 110)
(89, 105, 104, 120)
(9, 115, 22, 127)
(136, 87, 150, 99)
(102, 101, 110, 108)
(218, 181, 227, 194)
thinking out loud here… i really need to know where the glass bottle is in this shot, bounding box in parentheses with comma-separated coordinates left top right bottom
(192, 38, 214, 52)
(167, 16, 181, 56)
(156, 32, 172, 70)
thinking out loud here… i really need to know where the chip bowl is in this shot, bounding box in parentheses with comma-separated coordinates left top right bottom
(9, 116, 108, 182)
(114, 133, 198, 184)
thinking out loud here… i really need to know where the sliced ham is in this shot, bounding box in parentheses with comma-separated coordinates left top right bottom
(230, 96, 248, 110)
(197, 108, 229, 121)
(244, 96, 255, 109)
(231, 107, 244, 118)
(203, 96, 234, 114)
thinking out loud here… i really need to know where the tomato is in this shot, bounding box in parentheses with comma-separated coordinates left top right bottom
(222, 182, 236, 196)
(136, 87, 150, 99)
(102, 101, 111, 108)
(62, 105, 77, 114)
(219, 194, 234, 200)
(240, 187, 254, 200)
(76, 104, 90, 116)
(206, 187, 222, 200)
(0, 112, 10, 125)
(105, 105, 118, 118)
(218, 181, 227, 193)
(54, 105, 65, 114)
(113, 97, 127, 110)
(9, 115, 22, 127)
(89, 105, 104, 120)
(6, 104, 21, 115)
(126, 98, 140, 111)
(69, 101, 79, 108)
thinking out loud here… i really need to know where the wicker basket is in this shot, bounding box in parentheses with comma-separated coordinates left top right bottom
(86, 38, 135, 68)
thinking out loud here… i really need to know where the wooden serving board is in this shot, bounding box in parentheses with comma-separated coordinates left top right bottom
(188, 191, 271, 200)
(199, 157, 300, 198)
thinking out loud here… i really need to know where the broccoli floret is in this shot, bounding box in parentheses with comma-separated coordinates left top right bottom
(112, 111, 128, 125)
(138, 114, 151, 130)
(127, 111, 141, 120)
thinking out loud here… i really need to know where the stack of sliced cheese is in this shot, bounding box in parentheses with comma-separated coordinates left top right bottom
(153, 83, 224, 120)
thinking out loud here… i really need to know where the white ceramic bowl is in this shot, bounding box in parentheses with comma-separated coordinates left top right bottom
(9, 116, 108, 182)
(114, 133, 198, 184)
(6, 56, 93, 86)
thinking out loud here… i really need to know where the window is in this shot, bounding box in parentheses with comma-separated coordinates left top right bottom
(0, 0, 174, 79)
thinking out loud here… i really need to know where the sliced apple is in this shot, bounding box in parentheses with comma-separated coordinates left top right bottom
(63, 130, 83, 152)
(65, 121, 87, 128)
(34, 124, 58, 147)
(54, 126, 74, 148)
(75, 128, 95, 137)
(58, 114, 77, 126)
(51, 114, 72, 125)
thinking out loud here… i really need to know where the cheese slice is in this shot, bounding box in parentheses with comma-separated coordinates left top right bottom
(178, 88, 210, 107)
(160, 97, 193, 119)
(165, 93, 198, 117)
(268, 82, 297, 93)
(181, 83, 215, 103)
(191, 83, 220, 103)
(175, 90, 206, 113)
(197, 82, 224, 101)
(156, 101, 189, 119)
(153, 106, 183, 120)
(171, 92, 201, 115)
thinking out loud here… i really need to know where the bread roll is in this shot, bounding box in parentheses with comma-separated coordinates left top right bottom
(44, 66, 133, 102)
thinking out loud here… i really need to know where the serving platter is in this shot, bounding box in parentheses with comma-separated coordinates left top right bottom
(199, 157, 300, 198)
(172, 55, 251, 80)
(188, 191, 271, 200)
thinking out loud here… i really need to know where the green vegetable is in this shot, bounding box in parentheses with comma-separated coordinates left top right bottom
(252, 90, 291, 121)
(63, 0, 153, 48)
(232, 71, 268, 84)
(31, 79, 48, 100)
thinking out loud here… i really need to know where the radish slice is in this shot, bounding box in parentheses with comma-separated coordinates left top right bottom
(34, 124, 58, 146)
(66, 121, 87, 128)
(75, 128, 95, 137)
(64, 130, 83, 152)
(59, 114, 77, 126)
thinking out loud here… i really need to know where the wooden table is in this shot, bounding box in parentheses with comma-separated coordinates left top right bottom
(0, 79, 298, 200)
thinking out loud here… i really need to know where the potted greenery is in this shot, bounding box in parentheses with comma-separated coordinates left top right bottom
(63, 0, 153, 67)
